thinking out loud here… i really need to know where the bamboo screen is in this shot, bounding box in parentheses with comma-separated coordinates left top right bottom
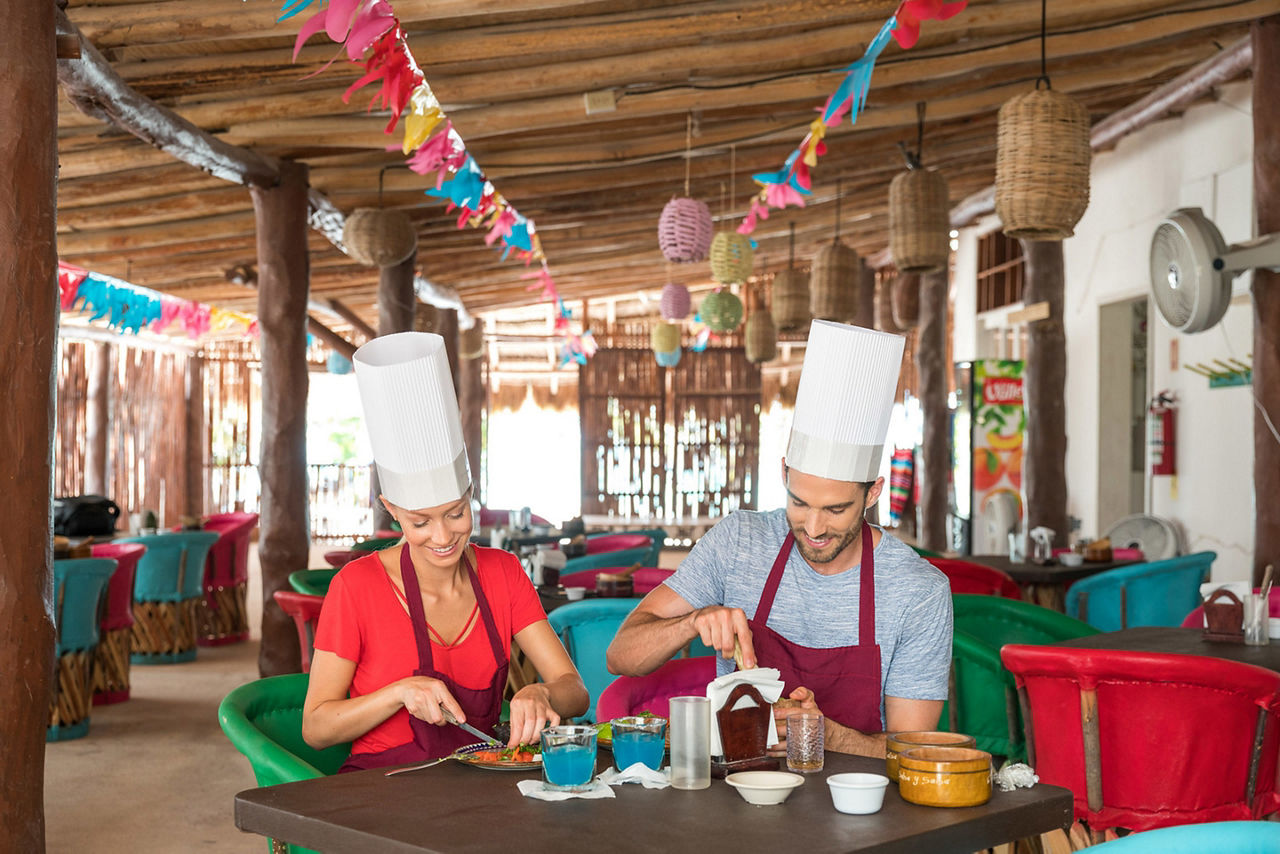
(671, 347, 761, 518)
(579, 348, 667, 518)
(203, 341, 259, 513)
(54, 342, 90, 497)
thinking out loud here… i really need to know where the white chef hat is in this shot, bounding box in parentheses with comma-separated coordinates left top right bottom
(785, 320, 905, 482)
(353, 331, 470, 510)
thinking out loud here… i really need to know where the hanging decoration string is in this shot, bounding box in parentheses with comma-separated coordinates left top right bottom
(833, 178, 843, 242)
(1037, 0, 1050, 89)
(684, 113, 693, 197)
(788, 221, 796, 267)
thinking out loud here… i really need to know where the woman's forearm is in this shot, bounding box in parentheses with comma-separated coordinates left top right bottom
(303, 681, 407, 749)
(541, 671, 590, 719)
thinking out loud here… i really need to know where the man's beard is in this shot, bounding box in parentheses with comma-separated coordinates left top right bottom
(791, 522, 860, 565)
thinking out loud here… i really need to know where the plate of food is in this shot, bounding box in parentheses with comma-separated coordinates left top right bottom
(454, 742, 542, 771)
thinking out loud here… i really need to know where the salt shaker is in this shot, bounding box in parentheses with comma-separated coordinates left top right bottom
(669, 696, 711, 790)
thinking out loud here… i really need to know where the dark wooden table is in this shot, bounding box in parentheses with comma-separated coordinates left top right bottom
(1052, 625, 1280, 672)
(968, 555, 1140, 611)
(235, 752, 1072, 854)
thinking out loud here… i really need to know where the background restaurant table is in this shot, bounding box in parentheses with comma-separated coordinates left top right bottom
(1053, 625, 1280, 672)
(968, 554, 1140, 611)
(235, 751, 1071, 854)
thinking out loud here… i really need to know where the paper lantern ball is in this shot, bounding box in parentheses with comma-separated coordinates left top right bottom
(650, 321, 681, 353)
(655, 348, 682, 367)
(658, 197, 713, 263)
(660, 282, 692, 321)
(343, 207, 418, 267)
(326, 352, 353, 375)
(709, 232, 754, 285)
(700, 290, 744, 333)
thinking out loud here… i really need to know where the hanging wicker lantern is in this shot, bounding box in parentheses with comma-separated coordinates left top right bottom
(876, 274, 902, 334)
(994, 87, 1091, 240)
(650, 321, 681, 353)
(709, 232, 754, 285)
(343, 207, 418, 267)
(655, 347, 682, 368)
(892, 273, 921, 330)
(700, 289, 744, 333)
(326, 351, 353, 375)
(745, 307, 777, 364)
(772, 268, 810, 331)
(660, 282, 692, 321)
(889, 168, 950, 273)
(809, 241, 860, 322)
(658, 197, 714, 263)
(414, 302, 438, 333)
(460, 322, 484, 360)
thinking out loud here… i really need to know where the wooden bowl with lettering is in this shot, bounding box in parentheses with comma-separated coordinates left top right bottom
(884, 731, 976, 782)
(896, 746, 992, 807)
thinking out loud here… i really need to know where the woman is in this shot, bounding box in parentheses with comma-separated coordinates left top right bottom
(302, 331, 587, 771)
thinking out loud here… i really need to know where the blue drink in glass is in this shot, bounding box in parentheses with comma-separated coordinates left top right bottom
(611, 716, 668, 772)
(540, 725, 598, 792)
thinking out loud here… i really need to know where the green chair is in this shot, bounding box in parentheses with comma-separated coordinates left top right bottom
(49, 558, 117, 741)
(349, 535, 402, 553)
(288, 568, 339, 597)
(561, 546, 653, 577)
(594, 527, 668, 567)
(910, 544, 941, 558)
(940, 594, 1097, 759)
(218, 673, 350, 854)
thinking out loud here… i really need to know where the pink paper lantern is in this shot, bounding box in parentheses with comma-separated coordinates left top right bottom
(658, 197, 713, 263)
(660, 282, 692, 320)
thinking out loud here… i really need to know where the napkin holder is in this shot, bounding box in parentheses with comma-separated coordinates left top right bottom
(1202, 588, 1245, 643)
(711, 683, 779, 778)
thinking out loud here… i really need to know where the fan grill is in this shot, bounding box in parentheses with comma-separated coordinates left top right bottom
(1149, 222, 1196, 329)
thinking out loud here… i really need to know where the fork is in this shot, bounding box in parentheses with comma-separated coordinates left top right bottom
(383, 753, 460, 776)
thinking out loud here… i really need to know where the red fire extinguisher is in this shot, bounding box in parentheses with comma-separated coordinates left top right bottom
(1149, 391, 1176, 476)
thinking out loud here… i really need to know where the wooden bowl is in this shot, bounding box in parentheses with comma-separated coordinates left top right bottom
(884, 731, 976, 782)
(897, 746, 992, 807)
(1084, 544, 1113, 562)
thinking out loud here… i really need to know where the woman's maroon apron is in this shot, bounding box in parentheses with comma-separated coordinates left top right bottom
(341, 546, 509, 772)
(748, 521, 883, 734)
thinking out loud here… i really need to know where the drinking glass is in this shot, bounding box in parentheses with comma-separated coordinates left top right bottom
(787, 712, 825, 773)
(611, 716, 667, 772)
(540, 725, 598, 792)
(668, 696, 711, 790)
(1245, 593, 1270, 646)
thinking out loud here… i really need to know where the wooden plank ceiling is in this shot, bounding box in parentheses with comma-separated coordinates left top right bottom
(56, 0, 1264, 336)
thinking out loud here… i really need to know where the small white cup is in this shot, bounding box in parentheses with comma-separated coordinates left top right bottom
(565, 587, 587, 601)
(827, 772, 890, 814)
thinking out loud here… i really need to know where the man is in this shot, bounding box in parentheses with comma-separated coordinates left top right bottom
(606, 321, 952, 758)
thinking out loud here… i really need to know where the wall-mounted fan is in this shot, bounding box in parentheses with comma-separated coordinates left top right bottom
(1148, 207, 1280, 333)
(1103, 513, 1182, 561)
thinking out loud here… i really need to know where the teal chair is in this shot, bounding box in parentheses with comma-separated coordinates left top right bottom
(288, 568, 339, 597)
(219, 673, 350, 854)
(547, 598, 641, 723)
(588, 528, 668, 567)
(49, 558, 118, 741)
(117, 531, 219, 663)
(940, 594, 1097, 759)
(1083, 821, 1280, 853)
(1066, 551, 1215, 632)
(562, 547, 653, 578)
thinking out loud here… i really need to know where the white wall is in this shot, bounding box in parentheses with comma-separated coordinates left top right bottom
(953, 81, 1258, 582)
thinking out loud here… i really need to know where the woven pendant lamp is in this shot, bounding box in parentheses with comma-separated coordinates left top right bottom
(655, 347, 682, 368)
(892, 272, 921, 330)
(810, 180, 860, 322)
(657, 115, 714, 263)
(745, 286, 777, 364)
(889, 169, 950, 273)
(650, 321, 681, 354)
(773, 222, 810, 331)
(660, 282, 692, 321)
(876, 272, 902, 333)
(710, 232, 754, 284)
(993, 10, 1090, 239)
(343, 207, 417, 267)
(414, 302, 438, 333)
(460, 321, 484, 360)
(700, 288, 744, 333)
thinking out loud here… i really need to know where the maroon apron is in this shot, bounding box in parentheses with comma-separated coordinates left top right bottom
(748, 521, 883, 734)
(341, 546, 509, 772)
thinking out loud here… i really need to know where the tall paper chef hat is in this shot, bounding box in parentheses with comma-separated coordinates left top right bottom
(354, 331, 470, 509)
(786, 320, 905, 482)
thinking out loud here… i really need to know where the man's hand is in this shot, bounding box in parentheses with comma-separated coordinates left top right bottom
(767, 686, 821, 757)
(690, 605, 756, 668)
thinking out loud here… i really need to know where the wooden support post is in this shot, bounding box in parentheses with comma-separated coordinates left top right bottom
(84, 342, 111, 496)
(1253, 15, 1280, 585)
(1, 0, 58, 848)
(306, 317, 357, 361)
(855, 259, 877, 330)
(251, 160, 311, 677)
(185, 354, 205, 516)
(1020, 240, 1070, 548)
(917, 269, 949, 552)
(370, 251, 416, 530)
(438, 309, 461, 398)
(459, 338, 486, 501)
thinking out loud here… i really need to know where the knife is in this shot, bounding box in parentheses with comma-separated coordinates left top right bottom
(442, 707, 502, 746)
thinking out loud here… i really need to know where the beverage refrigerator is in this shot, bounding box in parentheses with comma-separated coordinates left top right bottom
(948, 360, 1025, 556)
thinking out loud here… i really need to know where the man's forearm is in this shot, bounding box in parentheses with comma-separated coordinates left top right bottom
(824, 721, 887, 759)
(606, 610, 698, 676)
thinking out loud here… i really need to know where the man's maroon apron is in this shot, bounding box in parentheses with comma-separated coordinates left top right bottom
(341, 546, 509, 772)
(748, 521, 882, 734)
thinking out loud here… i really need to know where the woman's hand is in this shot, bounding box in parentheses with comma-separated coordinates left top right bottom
(767, 686, 822, 757)
(398, 676, 466, 726)
(507, 683, 561, 748)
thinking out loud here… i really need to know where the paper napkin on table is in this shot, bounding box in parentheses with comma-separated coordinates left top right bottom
(1199, 581, 1250, 628)
(706, 668, 784, 756)
(517, 779, 615, 800)
(597, 763, 670, 789)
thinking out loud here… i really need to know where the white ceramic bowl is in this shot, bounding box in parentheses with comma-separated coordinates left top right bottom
(1059, 553, 1084, 567)
(564, 587, 587, 601)
(724, 771, 805, 805)
(827, 772, 890, 814)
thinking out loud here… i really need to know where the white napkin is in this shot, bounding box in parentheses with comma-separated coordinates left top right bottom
(995, 762, 1039, 792)
(706, 668, 784, 756)
(517, 779, 615, 800)
(597, 763, 670, 789)
(1199, 581, 1250, 628)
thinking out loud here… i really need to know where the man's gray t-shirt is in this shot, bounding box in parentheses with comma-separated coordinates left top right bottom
(665, 508, 953, 729)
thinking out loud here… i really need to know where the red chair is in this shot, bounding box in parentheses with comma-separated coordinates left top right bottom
(89, 542, 146, 704)
(596, 657, 716, 721)
(323, 549, 360, 568)
(1181, 586, 1280, 628)
(1001, 644, 1280, 835)
(273, 590, 325, 673)
(477, 507, 552, 527)
(927, 557, 1023, 600)
(197, 511, 259, 646)
(586, 533, 652, 555)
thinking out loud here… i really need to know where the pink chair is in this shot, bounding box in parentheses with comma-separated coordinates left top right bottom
(197, 511, 258, 646)
(89, 542, 146, 704)
(586, 533, 652, 555)
(927, 557, 1023, 600)
(561, 566, 673, 594)
(1181, 586, 1280, 628)
(596, 657, 716, 721)
(478, 507, 552, 527)
(273, 590, 325, 673)
(323, 549, 360, 568)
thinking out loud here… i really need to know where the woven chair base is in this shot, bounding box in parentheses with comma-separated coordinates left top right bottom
(48, 650, 93, 740)
(131, 598, 199, 664)
(197, 582, 250, 646)
(92, 626, 132, 705)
